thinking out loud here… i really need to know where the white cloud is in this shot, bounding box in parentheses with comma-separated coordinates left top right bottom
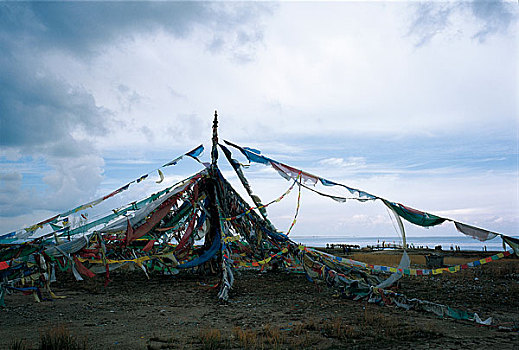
(0, 1, 516, 240)
(319, 157, 366, 168)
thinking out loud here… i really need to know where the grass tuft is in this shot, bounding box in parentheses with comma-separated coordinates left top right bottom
(199, 328, 222, 350)
(9, 339, 28, 350)
(232, 327, 258, 349)
(39, 325, 87, 350)
(262, 323, 284, 348)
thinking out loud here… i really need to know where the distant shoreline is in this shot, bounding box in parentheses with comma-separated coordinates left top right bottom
(291, 235, 513, 252)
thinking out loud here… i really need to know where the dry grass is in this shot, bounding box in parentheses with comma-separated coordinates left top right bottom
(350, 252, 519, 275)
(294, 318, 320, 333)
(350, 253, 424, 266)
(321, 317, 356, 340)
(9, 340, 28, 350)
(232, 327, 258, 349)
(294, 316, 356, 340)
(9, 326, 87, 350)
(262, 323, 284, 348)
(361, 308, 442, 341)
(199, 328, 223, 350)
(286, 332, 323, 349)
(350, 253, 492, 267)
(152, 314, 443, 350)
(39, 325, 87, 350)
(231, 325, 285, 349)
(362, 309, 402, 338)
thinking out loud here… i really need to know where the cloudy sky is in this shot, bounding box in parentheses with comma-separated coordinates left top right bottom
(0, 1, 517, 241)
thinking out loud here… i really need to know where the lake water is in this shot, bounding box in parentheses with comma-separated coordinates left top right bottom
(289, 235, 516, 251)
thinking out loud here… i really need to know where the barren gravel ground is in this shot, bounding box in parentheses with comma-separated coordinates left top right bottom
(1, 251, 518, 349)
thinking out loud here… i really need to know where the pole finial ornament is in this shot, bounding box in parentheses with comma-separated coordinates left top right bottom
(211, 110, 219, 170)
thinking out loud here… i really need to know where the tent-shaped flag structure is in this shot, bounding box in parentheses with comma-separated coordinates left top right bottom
(1, 112, 517, 327)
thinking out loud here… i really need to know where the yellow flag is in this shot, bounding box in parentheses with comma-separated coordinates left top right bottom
(156, 169, 165, 183)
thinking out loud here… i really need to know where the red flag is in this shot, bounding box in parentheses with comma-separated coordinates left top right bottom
(124, 218, 134, 245)
(73, 256, 95, 278)
(142, 240, 157, 252)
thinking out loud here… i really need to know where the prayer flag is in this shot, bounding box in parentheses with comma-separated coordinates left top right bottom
(455, 222, 498, 242)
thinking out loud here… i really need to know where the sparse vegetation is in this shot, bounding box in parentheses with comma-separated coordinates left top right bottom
(9, 339, 28, 350)
(262, 323, 284, 348)
(199, 328, 223, 350)
(3, 255, 516, 350)
(232, 327, 258, 349)
(39, 325, 87, 350)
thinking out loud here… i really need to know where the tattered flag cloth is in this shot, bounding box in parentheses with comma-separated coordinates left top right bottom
(156, 169, 165, 184)
(271, 162, 319, 185)
(1, 126, 517, 334)
(162, 156, 183, 167)
(223, 140, 270, 164)
(100, 183, 131, 202)
(136, 174, 148, 183)
(382, 200, 445, 227)
(299, 182, 348, 202)
(455, 222, 498, 241)
(142, 240, 157, 252)
(229, 247, 290, 267)
(221, 178, 298, 221)
(297, 242, 508, 327)
(224, 139, 375, 200)
(285, 173, 302, 235)
(502, 236, 519, 256)
(319, 178, 376, 201)
(303, 246, 514, 276)
(223, 139, 517, 249)
(2, 145, 205, 241)
(163, 144, 204, 166)
(174, 185, 200, 252)
(368, 287, 492, 325)
(0, 231, 16, 240)
(36, 215, 60, 227)
(185, 144, 204, 159)
(177, 230, 221, 269)
(242, 147, 271, 165)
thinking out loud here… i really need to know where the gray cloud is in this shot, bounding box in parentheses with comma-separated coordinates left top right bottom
(470, 0, 517, 42)
(41, 155, 105, 211)
(0, 155, 104, 219)
(408, 2, 454, 47)
(205, 2, 271, 62)
(117, 84, 143, 113)
(0, 2, 207, 56)
(0, 54, 109, 154)
(166, 113, 207, 142)
(408, 0, 517, 47)
(0, 2, 272, 58)
(0, 2, 272, 224)
(0, 171, 22, 194)
(0, 1, 272, 154)
(0, 171, 32, 217)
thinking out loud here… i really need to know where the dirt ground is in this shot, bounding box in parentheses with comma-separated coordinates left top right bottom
(1, 251, 518, 349)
